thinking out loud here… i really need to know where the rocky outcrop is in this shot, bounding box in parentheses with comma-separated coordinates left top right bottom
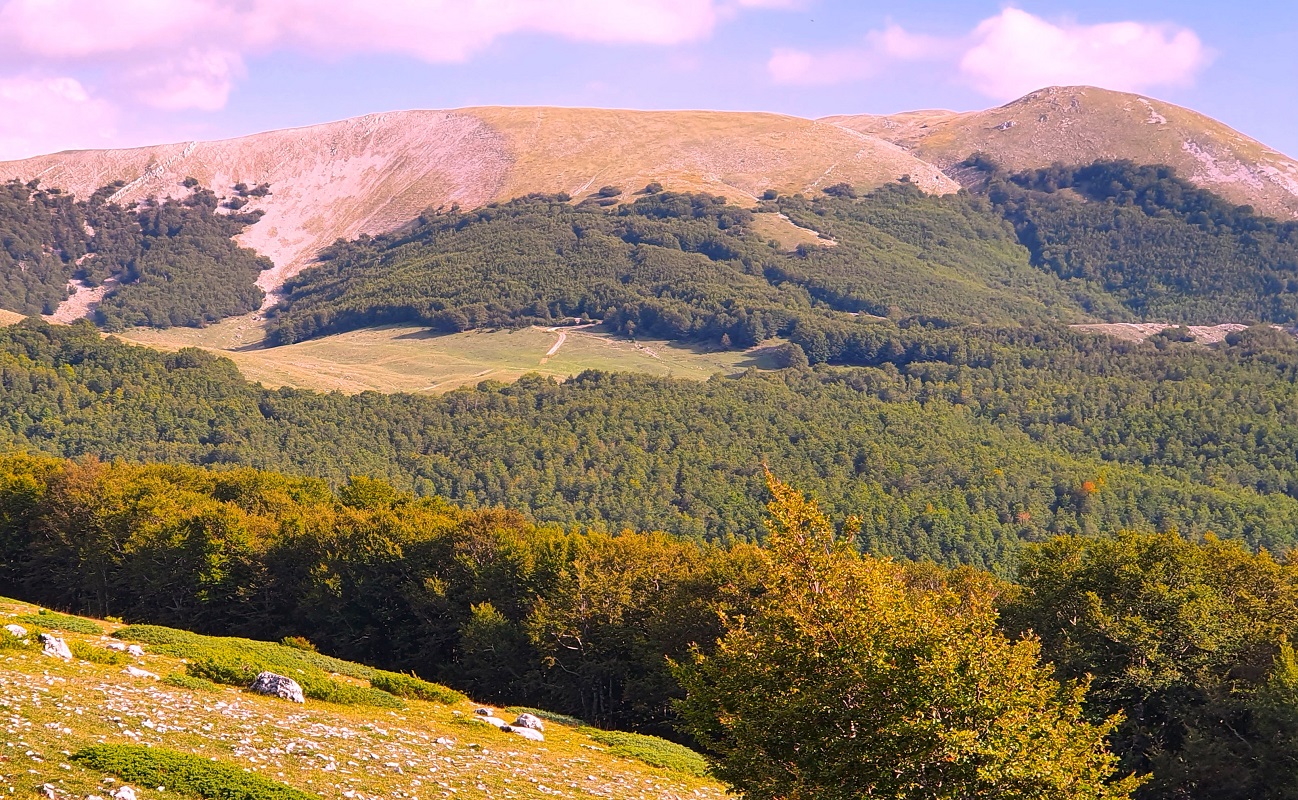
(40, 633, 72, 660)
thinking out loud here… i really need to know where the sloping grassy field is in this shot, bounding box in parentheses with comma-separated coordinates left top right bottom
(117, 318, 779, 394)
(0, 596, 723, 800)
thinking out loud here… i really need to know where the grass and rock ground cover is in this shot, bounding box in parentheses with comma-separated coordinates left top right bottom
(0, 597, 724, 800)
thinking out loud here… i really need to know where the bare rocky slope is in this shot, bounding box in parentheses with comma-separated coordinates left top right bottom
(825, 86, 1298, 220)
(0, 108, 955, 295)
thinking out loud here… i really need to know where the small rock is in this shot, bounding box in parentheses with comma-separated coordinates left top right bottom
(40, 633, 72, 660)
(103, 641, 128, 652)
(112, 787, 137, 800)
(249, 671, 305, 703)
(123, 666, 159, 680)
(4, 623, 26, 637)
(474, 707, 493, 716)
(512, 713, 544, 731)
(510, 726, 545, 742)
(126, 645, 145, 658)
(478, 715, 510, 729)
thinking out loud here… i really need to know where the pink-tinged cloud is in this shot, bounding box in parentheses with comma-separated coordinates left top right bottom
(766, 9, 1209, 98)
(0, 76, 117, 160)
(960, 9, 1210, 100)
(767, 23, 952, 85)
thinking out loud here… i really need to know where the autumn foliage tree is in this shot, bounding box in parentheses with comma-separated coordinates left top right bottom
(674, 474, 1142, 800)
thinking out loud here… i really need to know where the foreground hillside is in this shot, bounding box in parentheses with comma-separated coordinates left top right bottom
(0, 597, 723, 800)
(827, 86, 1298, 219)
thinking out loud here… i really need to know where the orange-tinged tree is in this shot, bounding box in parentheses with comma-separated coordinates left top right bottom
(674, 474, 1142, 800)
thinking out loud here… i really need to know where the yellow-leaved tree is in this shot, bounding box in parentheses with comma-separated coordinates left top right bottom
(673, 473, 1143, 800)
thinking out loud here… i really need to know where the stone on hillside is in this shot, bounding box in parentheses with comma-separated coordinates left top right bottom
(4, 623, 26, 637)
(250, 671, 305, 703)
(112, 787, 137, 800)
(126, 644, 145, 658)
(479, 715, 510, 729)
(474, 707, 493, 716)
(510, 726, 545, 742)
(512, 713, 545, 731)
(40, 633, 72, 660)
(104, 641, 128, 652)
(124, 666, 159, 680)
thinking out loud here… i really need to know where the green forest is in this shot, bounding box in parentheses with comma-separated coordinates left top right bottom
(0, 179, 269, 327)
(4, 456, 1298, 798)
(3, 319, 1298, 566)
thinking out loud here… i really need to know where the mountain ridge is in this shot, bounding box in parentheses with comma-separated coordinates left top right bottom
(825, 85, 1298, 219)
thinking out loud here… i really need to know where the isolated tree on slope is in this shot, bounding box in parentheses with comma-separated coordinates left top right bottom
(674, 473, 1142, 800)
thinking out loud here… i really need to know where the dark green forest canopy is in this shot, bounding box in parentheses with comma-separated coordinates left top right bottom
(0, 179, 270, 327)
(971, 158, 1298, 322)
(4, 319, 1298, 569)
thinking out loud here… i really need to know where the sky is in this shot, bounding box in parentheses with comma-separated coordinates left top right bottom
(0, 0, 1294, 161)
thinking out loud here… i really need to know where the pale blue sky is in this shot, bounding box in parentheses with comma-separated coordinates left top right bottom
(0, 1, 1293, 160)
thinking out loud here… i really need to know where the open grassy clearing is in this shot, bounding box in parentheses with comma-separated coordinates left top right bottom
(117, 317, 779, 394)
(0, 596, 724, 800)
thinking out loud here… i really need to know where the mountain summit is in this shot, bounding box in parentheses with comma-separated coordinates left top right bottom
(825, 86, 1298, 219)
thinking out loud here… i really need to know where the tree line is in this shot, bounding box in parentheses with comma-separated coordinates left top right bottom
(4, 454, 1298, 799)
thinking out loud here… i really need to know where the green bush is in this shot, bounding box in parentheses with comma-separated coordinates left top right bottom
(163, 672, 222, 693)
(0, 628, 32, 651)
(69, 640, 126, 665)
(279, 635, 317, 652)
(72, 744, 318, 800)
(505, 707, 586, 728)
(115, 623, 401, 708)
(371, 670, 466, 704)
(17, 610, 102, 634)
(578, 728, 708, 777)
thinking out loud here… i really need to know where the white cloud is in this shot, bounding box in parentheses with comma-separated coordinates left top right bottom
(0, 0, 796, 158)
(0, 75, 117, 160)
(766, 8, 1209, 99)
(960, 8, 1209, 100)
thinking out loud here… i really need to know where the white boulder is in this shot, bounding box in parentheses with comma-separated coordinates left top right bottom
(126, 645, 145, 658)
(4, 623, 26, 637)
(112, 787, 137, 800)
(510, 726, 545, 742)
(123, 666, 159, 680)
(40, 633, 72, 660)
(512, 713, 545, 731)
(250, 672, 305, 703)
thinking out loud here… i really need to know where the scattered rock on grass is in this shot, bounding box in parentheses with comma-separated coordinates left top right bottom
(250, 671, 304, 703)
(512, 713, 544, 731)
(4, 623, 25, 637)
(124, 666, 160, 680)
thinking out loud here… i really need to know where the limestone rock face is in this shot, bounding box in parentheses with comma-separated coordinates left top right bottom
(40, 633, 72, 660)
(250, 671, 305, 703)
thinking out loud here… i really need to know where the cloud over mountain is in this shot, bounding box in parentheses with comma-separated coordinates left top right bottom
(767, 7, 1210, 99)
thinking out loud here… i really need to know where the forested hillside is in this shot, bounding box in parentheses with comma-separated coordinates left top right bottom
(5, 457, 1298, 799)
(976, 159, 1298, 322)
(4, 319, 1298, 567)
(0, 179, 270, 326)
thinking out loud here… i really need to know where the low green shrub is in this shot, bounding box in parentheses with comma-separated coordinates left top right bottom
(505, 707, 586, 728)
(163, 672, 222, 693)
(578, 728, 709, 777)
(185, 656, 402, 708)
(279, 635, 317, 652)
(69, 640, 127, 665)
(115, 624, 373, 679)
(72, 744, 318, 800)
(17, 610, 102, 635)
(0, 629, 32, 651)
(371, 670, 466, 704)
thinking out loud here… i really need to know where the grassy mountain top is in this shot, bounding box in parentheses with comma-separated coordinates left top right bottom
(826, 85, 1298, 220)
(0, 595, 723, 800)
(0, 108, 956, 295)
